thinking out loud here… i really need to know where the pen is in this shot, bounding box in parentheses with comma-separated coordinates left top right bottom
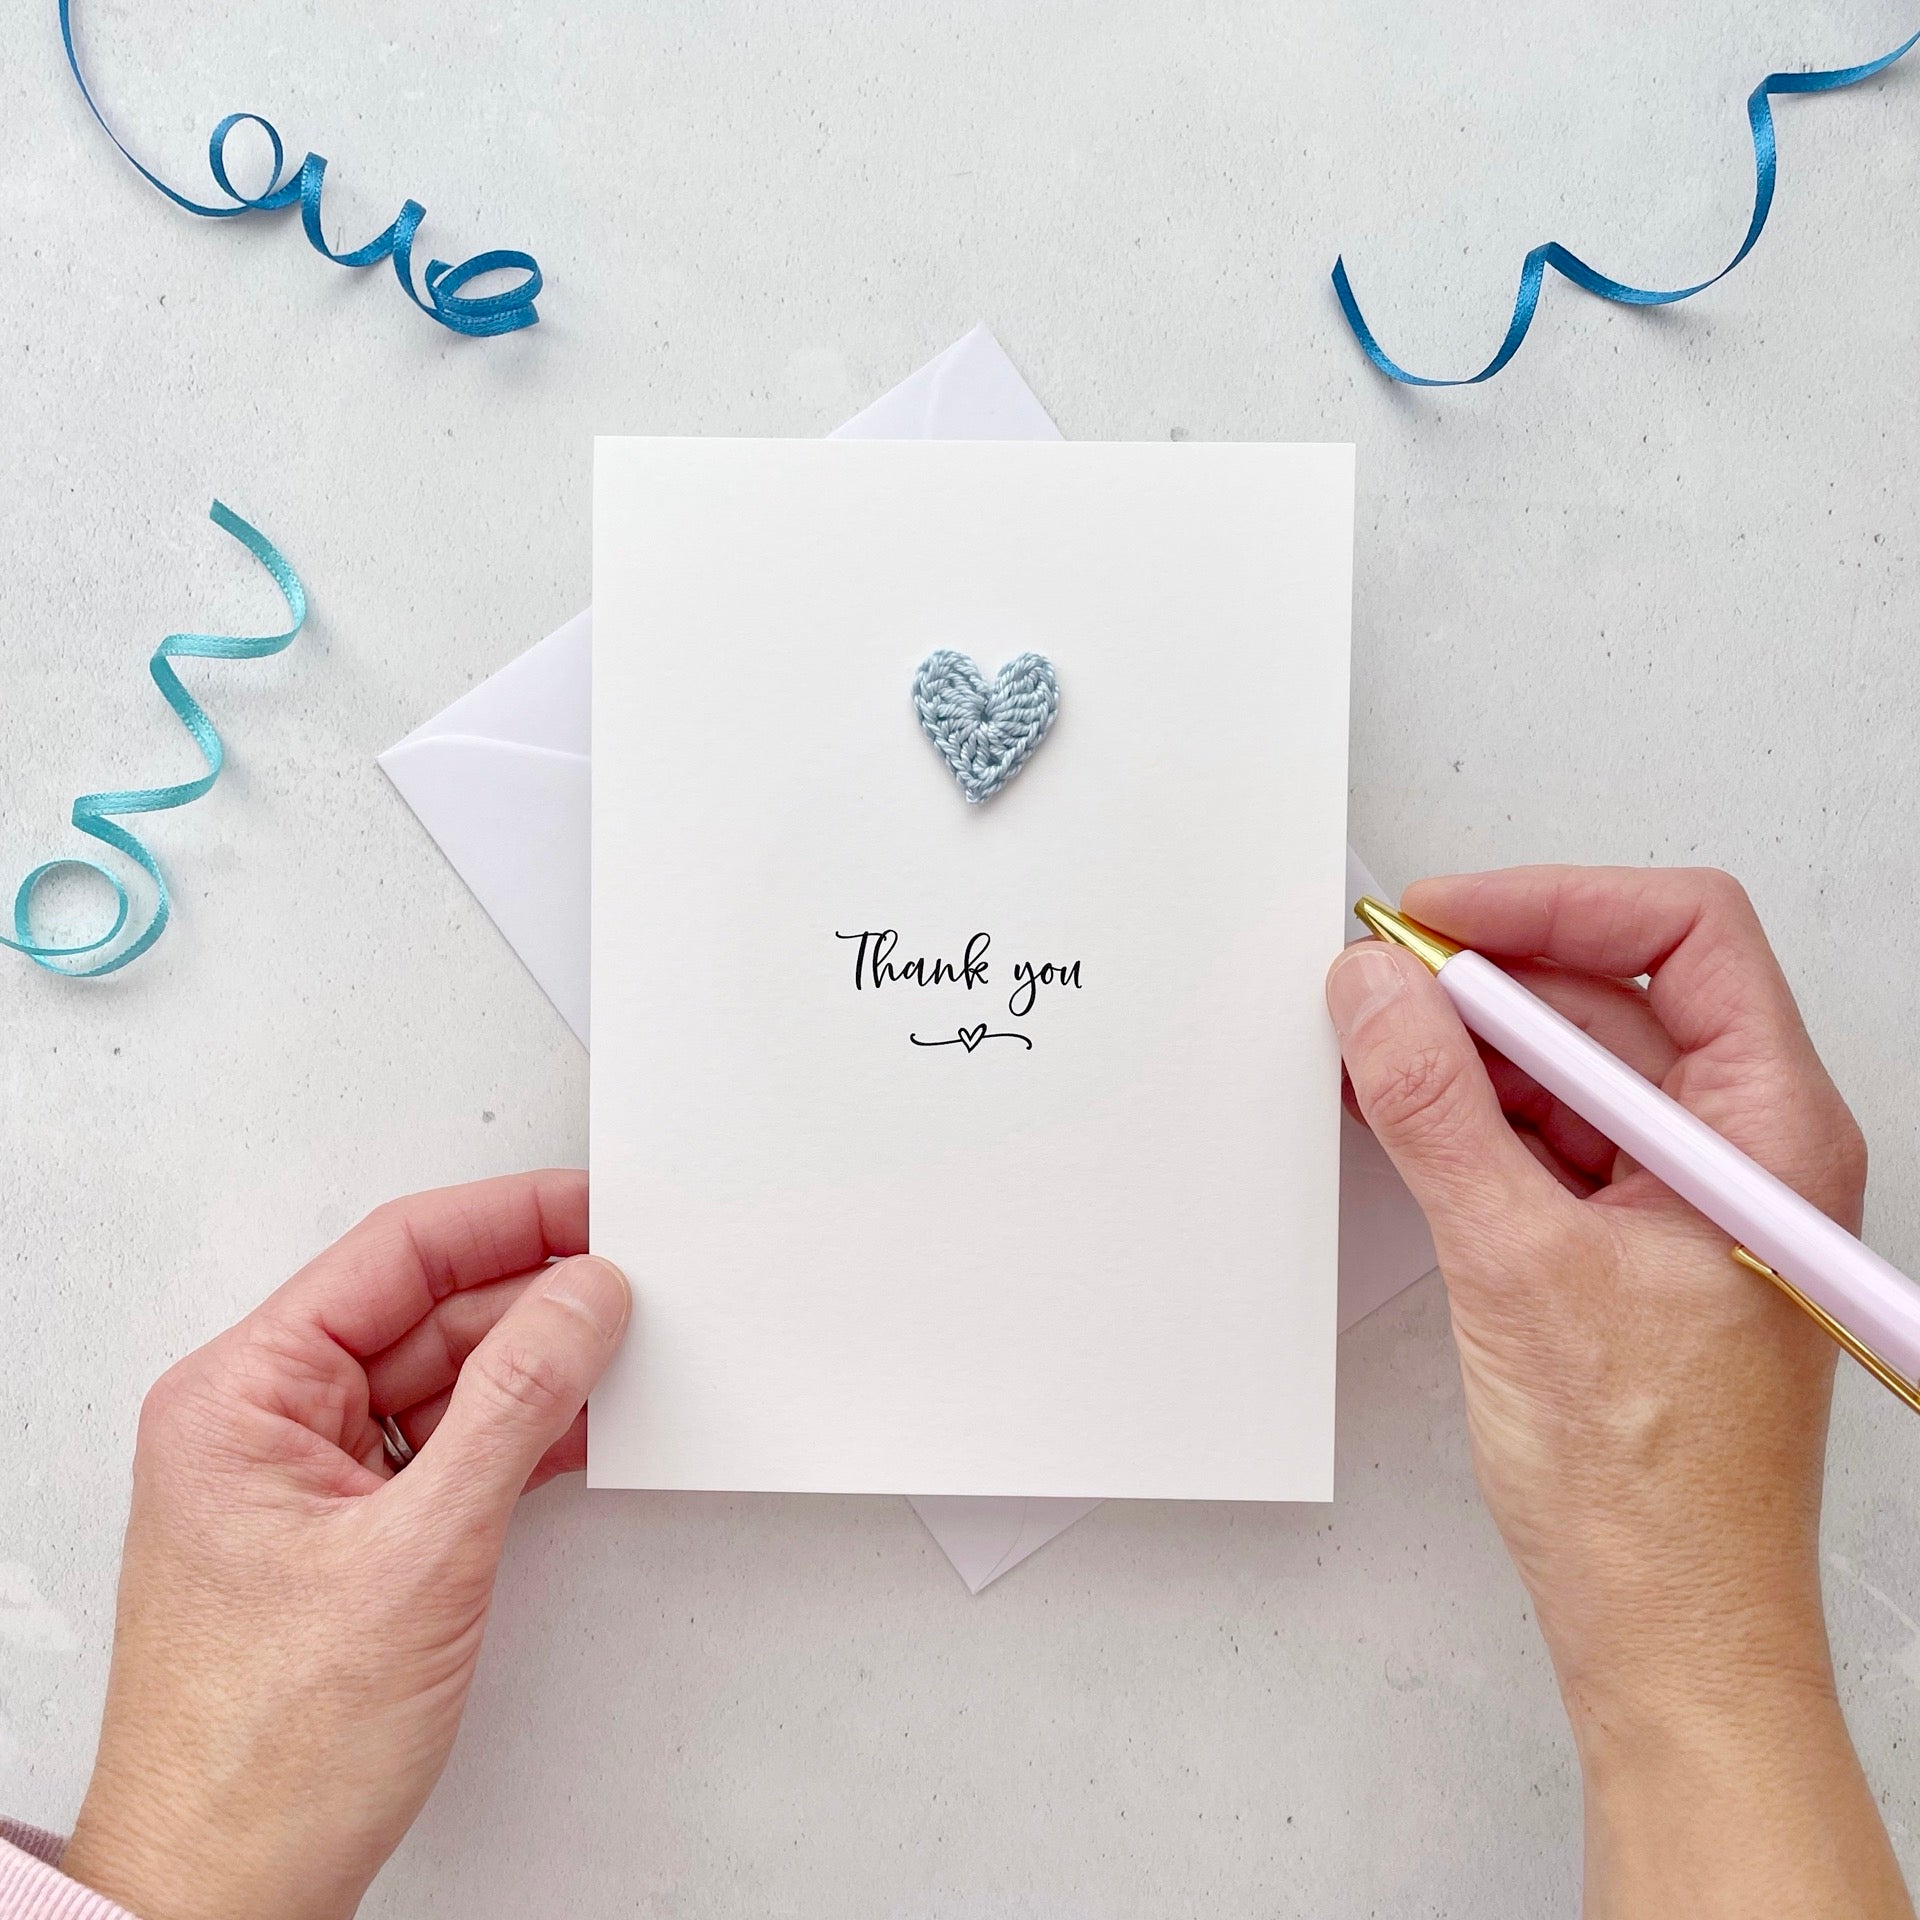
(1354, 897, 1920, 1416)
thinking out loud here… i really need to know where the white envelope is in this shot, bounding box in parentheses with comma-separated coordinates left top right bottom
(381, 326, 1436, 1589)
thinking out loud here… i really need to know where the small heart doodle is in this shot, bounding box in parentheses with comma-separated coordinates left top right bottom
(912, 650, 1058, 804)
(957, 1023, 988, 1051)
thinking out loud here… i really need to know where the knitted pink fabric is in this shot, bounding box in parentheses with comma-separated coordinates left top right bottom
(0, 1824, 133, 1920)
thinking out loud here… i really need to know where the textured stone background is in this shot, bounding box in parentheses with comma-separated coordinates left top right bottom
(3, 0, 1917, 1910)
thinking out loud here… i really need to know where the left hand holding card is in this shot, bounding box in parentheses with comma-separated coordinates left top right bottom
(60, 1174, 627, 1920)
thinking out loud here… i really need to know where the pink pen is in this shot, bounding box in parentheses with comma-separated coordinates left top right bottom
(1355, 896, 1920, 1415)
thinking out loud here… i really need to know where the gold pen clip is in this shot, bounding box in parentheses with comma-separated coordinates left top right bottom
(1731, 1246, 1920, 1416)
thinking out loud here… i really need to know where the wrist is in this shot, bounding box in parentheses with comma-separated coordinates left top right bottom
(62, 1767, 360, 1920)
(61, 1808, 213, 1920)
(1554, 1594, 1838, 1757)
(1561, 1649, 1912, 1918)
(62, 1783, 258, 1920)
(1510, 1467, 1837, 1771)
(1567, 1654, 1841, 1788)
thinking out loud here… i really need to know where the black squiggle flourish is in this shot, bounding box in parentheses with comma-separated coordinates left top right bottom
(910, 1027, 1034, 1053)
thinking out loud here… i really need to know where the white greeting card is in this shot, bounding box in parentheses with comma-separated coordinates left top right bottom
(589, 438, 1353, 1499)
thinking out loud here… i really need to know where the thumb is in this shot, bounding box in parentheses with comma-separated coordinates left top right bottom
(404, 1254, 632, 1522)
(1327, 942, 1558, 1243)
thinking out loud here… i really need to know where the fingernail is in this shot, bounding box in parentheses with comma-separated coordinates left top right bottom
(1326, 944, 1410, 1040)
(542, 1256, 632, 1342)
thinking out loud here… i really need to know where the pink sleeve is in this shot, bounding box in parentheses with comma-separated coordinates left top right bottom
(0, 1825, 135, 1920)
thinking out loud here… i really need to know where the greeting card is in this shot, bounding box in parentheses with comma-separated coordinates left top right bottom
(589, 438, 1353, 1498)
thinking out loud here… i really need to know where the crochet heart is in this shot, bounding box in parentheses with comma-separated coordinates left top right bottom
(912, 650, 1059, 804)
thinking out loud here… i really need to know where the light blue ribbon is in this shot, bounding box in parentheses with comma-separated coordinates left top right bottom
(1333, 29, 1920, 386)
(59, 0, 542, 338)
(7, 503, 305, 978)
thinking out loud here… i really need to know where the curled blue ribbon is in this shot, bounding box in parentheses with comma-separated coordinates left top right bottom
(1333, 29, 1920, 386)
(59, 0, 541, 338)
(7, 503, 305, 978)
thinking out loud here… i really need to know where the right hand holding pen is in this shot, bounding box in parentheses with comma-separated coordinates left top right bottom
(1326, 865, 1909, 1917)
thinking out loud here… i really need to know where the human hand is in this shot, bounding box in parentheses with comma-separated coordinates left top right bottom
(59, 1171, 629, 1920)
(1326, 867, 1909, 1917)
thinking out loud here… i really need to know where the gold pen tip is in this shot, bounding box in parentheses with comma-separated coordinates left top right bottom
(1351, 897, 1460, 974)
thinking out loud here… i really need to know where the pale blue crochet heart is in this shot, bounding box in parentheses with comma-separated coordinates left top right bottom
(912, 650, 1059, 804)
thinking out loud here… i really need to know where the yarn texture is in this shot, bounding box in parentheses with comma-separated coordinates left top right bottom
(912, 650, 1059, 804)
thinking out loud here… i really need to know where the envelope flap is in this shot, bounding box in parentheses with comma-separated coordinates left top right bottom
(390, 611, 593, 758)
(832, 326, 1063, 444)
(381, 733, 591, 1045)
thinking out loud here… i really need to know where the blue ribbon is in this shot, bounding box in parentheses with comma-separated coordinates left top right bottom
(59, 0, 542, 338)
(7, 503, 305, 978)
(1333, 30, 1920, 386)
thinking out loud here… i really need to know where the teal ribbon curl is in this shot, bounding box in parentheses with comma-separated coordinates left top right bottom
(1333, 28, 1920, 386)
(7, 503, 305, 978)
(59, 0, 542, 338)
